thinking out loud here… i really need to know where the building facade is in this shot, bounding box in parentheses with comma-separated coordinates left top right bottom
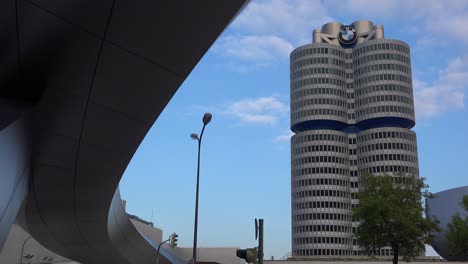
(290, 20, 419, 257)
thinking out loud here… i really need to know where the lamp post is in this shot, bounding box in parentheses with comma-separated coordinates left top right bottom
(19, 236, 32, 264)
(190, 112, 212, 264)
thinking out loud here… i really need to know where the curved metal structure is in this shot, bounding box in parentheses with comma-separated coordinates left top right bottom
(0, 116, 31, 251)
(426, 186, 468, 261)
(0, 1, 248, 263)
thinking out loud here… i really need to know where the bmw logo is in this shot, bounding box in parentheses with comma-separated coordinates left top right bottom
(339, 26, 357, 45)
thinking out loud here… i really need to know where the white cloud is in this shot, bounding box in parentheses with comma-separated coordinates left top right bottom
(323, 0, 468, 46)
(400, 25, 420, 34)
(415, 36, 439, 48)
(325, 0, 468, 21)
(240, 114, 277, 124)
(275, 131, 294, 142)
(219, 0, 468, 70)
(430, 15, 468, 44)
(213, 35, 294, 71)
(214, 0, 334, 70)
(314, 0, 468, 120)
(325, 0, 403, 18)
(414, 56, 468, 119)
(215, 1, 468, 120)
(225, 96, 288, 125)
(231, 0, 333, 44)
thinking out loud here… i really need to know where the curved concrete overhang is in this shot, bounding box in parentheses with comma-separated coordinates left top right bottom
(426, 186, 468, 261)
(0, 0, 248, 263)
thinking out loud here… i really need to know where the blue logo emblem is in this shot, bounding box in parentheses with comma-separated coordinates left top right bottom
(342, 29, 354, 40)
(339, 26, 357, 45)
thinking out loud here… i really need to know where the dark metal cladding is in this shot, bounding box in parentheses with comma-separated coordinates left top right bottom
(0, 1, 249, 263)
(426, 186, 468, 261)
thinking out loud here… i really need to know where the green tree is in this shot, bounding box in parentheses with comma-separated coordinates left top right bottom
(446, 195, 468, 257)
(352, 174, 440, 264)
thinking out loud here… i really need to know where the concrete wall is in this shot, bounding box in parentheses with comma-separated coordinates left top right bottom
(130, 219, 163, 244)
(1, 219, 238, 264)
(167, 246, 243, 264)
(265, 260, 450, 264)
(0, 224, 77, 264)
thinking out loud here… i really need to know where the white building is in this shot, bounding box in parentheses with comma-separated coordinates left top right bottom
(290, 20, 418, 257)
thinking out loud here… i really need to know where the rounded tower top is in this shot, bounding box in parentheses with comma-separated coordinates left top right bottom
(351, 20, 374, 35)
(321, 22, 343, 35)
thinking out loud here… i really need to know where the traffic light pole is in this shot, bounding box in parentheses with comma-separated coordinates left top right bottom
(236, 218, 265, 264)
(156, 238, 171, 264)
(258, 219, 264, 264)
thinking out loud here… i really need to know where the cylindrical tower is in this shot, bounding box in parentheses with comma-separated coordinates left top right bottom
(353, 39, 415, 128)
(290, 42, 353, 257)
(357, 127, 419, 177)
(291, 130, 352, 257)
(290, 20, 419, 258)
(290, 43, 348, 132)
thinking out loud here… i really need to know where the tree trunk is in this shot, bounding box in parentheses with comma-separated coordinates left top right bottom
(392, 245, 399, 264)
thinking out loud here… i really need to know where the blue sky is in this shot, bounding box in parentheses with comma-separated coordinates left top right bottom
(120, 0, 468, 259)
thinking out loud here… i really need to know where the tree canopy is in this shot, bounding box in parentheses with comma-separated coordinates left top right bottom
(352, 174, 440, 264)
(446, 194, 468, 258)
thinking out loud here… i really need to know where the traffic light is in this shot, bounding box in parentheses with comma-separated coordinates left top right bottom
(236, 218, 264, 264)
(236, 247, 258, 264)
(170, 233, 178, 248)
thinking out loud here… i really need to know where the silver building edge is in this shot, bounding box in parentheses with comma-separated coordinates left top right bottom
(290, 20, 419, 257)
(426, 186, 468, 261)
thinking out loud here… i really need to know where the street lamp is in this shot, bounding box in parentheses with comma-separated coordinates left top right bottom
(19, 236, 32, 264)
(190, 112, 212, 264)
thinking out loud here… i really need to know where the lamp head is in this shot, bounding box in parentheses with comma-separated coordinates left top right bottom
(202, 113, 212, 125)
(190, 133, 199, 140)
